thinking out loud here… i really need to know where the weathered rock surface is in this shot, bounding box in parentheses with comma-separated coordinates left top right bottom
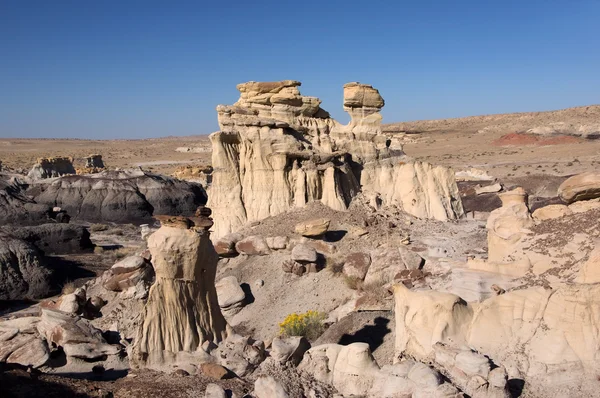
(270, 336, 310, 365)
(0, 232, 52, 300)
(131, 219, 228, 369)
(235, 235, 270, 256)
(294, 219, 330, 237)
(299, 342, 460, 397)
(214, 334, 265, 377)
(291, 244, 317, 263)
(254, 375, 289, 398)
(558, 171, 600, 203)
(216, 275, 246, 316)
(102, 255, 154, 294)
(208, 81, 463, 238)
(31, 169, 207, 223)
(531, 203, 572, 221)
(0, 175, 51, 224)
(28, 157, 76, 180)
(486, 187, 533, 263)
(393, 283, 600, 397)
(343, 252, 372, 280)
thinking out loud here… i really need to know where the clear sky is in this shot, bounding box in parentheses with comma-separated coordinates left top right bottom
(1, 0, 599, 139)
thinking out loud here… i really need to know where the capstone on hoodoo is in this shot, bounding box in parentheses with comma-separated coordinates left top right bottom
(209, 80, 463, 237)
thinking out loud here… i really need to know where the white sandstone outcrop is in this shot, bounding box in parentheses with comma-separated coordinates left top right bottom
(27, 156, 76, 179)
(208, 80, 463, 237)
(393, 283, 600, 397)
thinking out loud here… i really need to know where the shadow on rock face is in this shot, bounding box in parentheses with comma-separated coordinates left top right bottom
(508, 378, 525, 398)
(240, 283, 255, 305)
(46, 256, 97, 293)
(338, 316, 391, 352)
(325, 230, 347, 242)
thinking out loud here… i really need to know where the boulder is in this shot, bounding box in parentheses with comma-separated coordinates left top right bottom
(270, 336, 311, 365)
(102, 258, 154, 294)
(199, 362, 231, 380)
(110, 256, 147, 274)
(0, 232, 52, 300)
(474, 182, 502, 195)
(0, 333, 49, 368)
(343, 252, 372, 280)
(295, 219, 331, 237)
(205, 384, 228, 398)
(213, 233, 242, 256)
(266, 236, 288, 250)
(214, 334, 265, 377)
(558, 171, 600, 203)
(532, 204, 572, 221)
(254, 376, 289, 398)
(235, 235, 270, 256)
(291, 244, 318, 263)
(216, 276, 246, 316)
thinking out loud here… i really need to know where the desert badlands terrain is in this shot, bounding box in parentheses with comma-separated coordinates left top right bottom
(2, 81, 600, 398)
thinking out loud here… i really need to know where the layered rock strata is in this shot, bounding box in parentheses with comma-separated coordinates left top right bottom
(28, 156, 76, 179)
(209, 80, 463, 237)
(131, 213, 228, 368)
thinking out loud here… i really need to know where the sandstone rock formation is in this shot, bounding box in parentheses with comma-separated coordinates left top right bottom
(558, 171, 600, 203)
(208, 80, 463, 237)
(486, 187, 532, 263)
(31, 169, 207, 223)
(28, 156, 76, 179)
(393, 283, 600, 397)
(299, 342, 463, 397)
(131, 214, 228, 369)
(85, 154, 105, 169)
(0, 232, 52, 300)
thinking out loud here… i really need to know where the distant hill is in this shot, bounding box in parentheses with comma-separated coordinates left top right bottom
(383, 105, 600, 137)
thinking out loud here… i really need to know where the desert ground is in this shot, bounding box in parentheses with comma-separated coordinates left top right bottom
(2, 81, 600, 398)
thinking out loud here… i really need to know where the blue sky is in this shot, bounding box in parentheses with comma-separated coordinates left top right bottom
(1, 0, 599, 139)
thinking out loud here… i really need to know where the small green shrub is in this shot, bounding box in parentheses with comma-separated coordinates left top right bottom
(62, 281, 76, 295)
(344, 275, 363, 291)
(279, 310, 327, 340)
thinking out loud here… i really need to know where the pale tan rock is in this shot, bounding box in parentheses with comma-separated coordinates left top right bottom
(558, 171, 600, 203)
(295, 218, 330, 237)
(392, 284, 473, 360)
(568, 198, 600, 213)
(576, 241, 600, 283)
(131, 224, 228, 368)
(475, 182, 502, 195)
(205, 383, 228, 398)
(27, 156, 75, 179)
(291, 244, 317, 263)
(270, 336, 310, 365)
(343, 82, 385, 109)
(532, 204, 572, 221)
(216, 275, 246, 316)
(235, 235, 270, 256)
(266, 236, 288, 250)
(486, 187, 533, 263)
(254, 376, 289, 398)
(0, 333, 49, 368)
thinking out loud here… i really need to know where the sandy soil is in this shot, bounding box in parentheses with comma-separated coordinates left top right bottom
(0, 136, 212, 176)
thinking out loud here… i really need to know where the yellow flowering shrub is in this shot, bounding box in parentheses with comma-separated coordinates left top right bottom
(279, 310, 326, 340)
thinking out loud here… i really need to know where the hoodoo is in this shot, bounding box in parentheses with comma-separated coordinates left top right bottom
(131, 209, 228, 369)
(209, 80, 463, 237)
